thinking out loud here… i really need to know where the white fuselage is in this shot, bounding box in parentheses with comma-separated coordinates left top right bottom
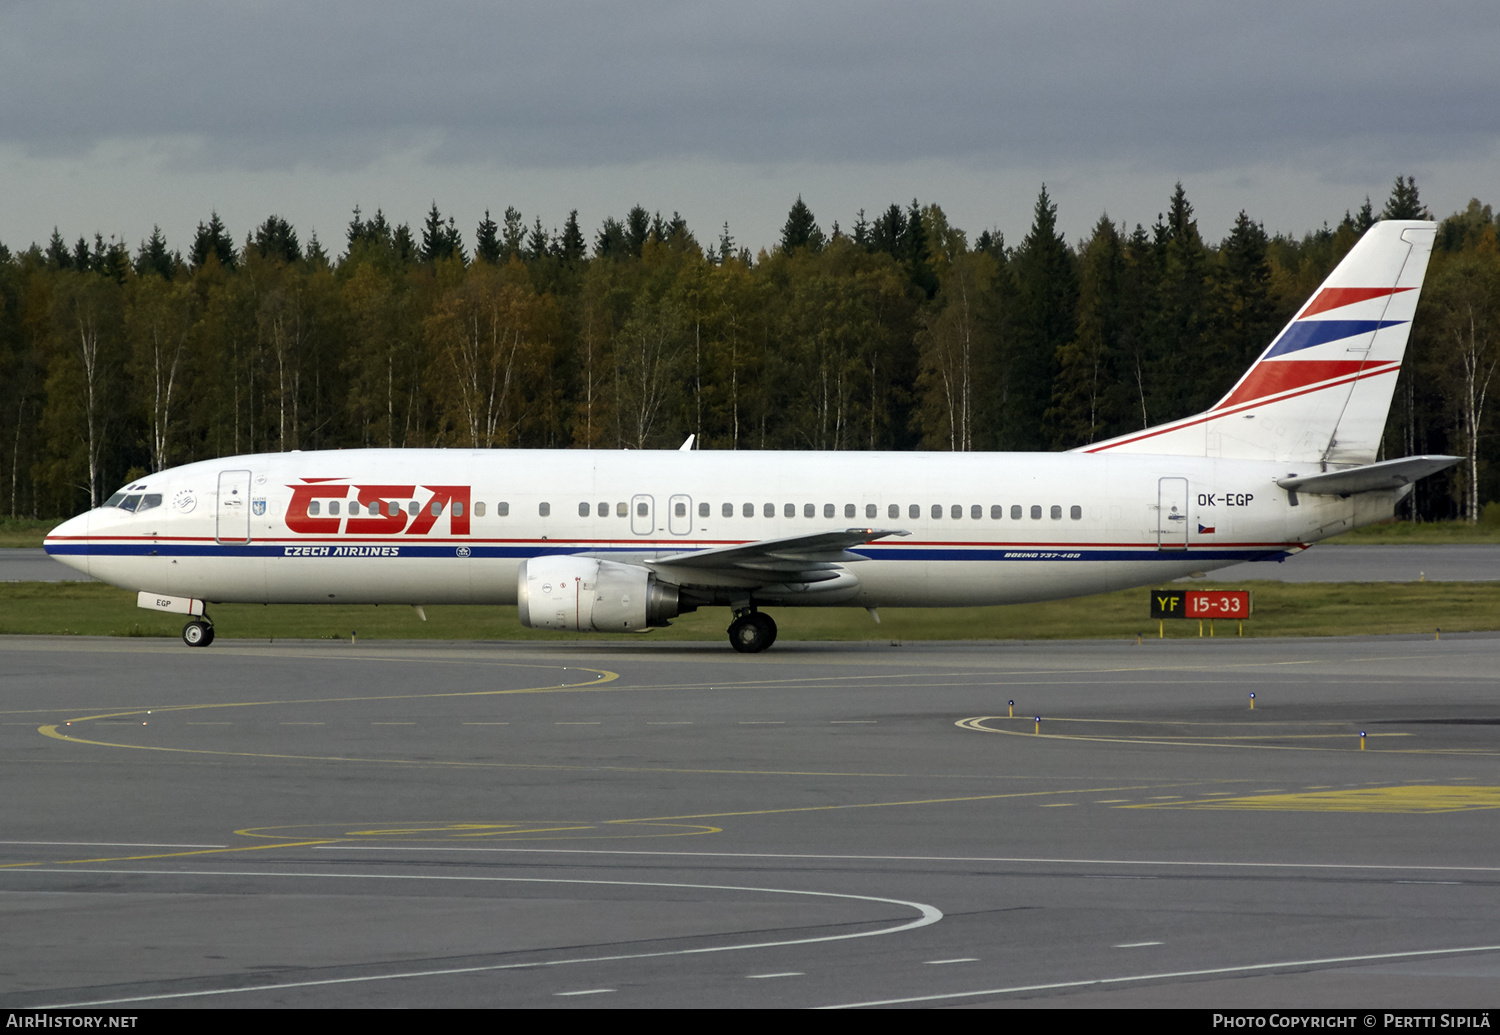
(44, 448, 1394, 608)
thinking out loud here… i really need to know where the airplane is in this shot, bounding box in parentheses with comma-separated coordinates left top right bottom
(44, 219, 1460, 652)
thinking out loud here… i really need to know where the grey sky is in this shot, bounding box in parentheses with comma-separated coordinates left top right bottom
(3, 1, 1497, 256)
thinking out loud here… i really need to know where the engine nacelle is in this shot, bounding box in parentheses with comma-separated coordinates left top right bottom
(516, 555, 681, 632)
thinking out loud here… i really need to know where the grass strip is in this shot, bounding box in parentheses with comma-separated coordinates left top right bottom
(1, 580, 1495, 642)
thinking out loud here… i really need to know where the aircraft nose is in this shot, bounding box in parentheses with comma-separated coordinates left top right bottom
(43, 511, 92, 578)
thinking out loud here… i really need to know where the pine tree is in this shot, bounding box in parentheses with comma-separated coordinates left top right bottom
(46, 229, 71, 270)
(527, 217, 549, 262)
(870, 204, 905, 256)
(1008, 185, 1077, 449)
(852, 209, 870, 248)
(189, 212, 236, 270)
(304, 231, 329, 268)
(501, 206, 526, 260)
(417, 206, 464, 263)
(625, 206, 650, 257)
(1383, 175, 1428, 220)
(135, 226, 176, 278)
(595, 217, 626, 258)
(474, 210, 501, 264)
(779, 196, 825, 253)
(1211, 211, 1276, 392)
(559, 211, 586, 263)
(901, 199, 937, 297)
(252, 215, 301, 264)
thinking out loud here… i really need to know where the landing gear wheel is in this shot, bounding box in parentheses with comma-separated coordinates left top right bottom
(752, 611, 777, 649)
(728, 611, 776, 653)
(182, 620, 214, 647)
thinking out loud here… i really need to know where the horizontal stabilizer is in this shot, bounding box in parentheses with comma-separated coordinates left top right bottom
(1276, 455, 1462, 496)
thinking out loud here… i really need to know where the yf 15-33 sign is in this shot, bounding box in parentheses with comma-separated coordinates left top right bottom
(1150, 589, 1251, 619)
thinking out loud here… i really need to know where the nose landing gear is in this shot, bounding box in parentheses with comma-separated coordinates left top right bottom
(728, 609, 776, 653)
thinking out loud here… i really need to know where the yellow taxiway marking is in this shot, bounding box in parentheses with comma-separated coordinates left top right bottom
(1128, 785, 1500, 813)
(0, 840, 338, 870)
(238, 820, 723, 842)
(33, 666, 624, 767)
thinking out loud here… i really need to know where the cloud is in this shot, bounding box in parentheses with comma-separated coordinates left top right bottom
(4, 1, 1497, 174)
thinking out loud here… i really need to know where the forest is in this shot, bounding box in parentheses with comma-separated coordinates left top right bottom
(0, 176, 1495, 522)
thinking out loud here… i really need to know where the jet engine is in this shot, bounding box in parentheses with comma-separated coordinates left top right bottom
(516, 555, 681, 632)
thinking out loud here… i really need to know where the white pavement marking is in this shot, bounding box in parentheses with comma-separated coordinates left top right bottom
(19, 868, 942, 1008)
(819, 944, 1500, 1008)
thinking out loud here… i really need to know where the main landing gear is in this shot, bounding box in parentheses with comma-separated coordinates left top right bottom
(182, 618, 215, 647)
(728, 609, 777, 653)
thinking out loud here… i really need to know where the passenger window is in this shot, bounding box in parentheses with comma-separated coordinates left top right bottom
(743, 502, 754, 518)
(804, 503, 815, 518)
(951, 505, 962, 519)
(308, 500, 320, 516)
(845, 503, 856, 518)
(785, 503, 795, 518)
(931, 504, 942, 519)
(676, 502, 687, 518)
(452, 502, 463, 517)
(539, 502, 551, 517)
(699, 502, 710, 517)
(1011, 505, 1022, 520)
(909, 504, 919, 519)
(597, 502, 608, 517)
(329, 501, 340, 516)
(349, 501, 361, 516)
(617, 502, 627, 517)
(1050, 505, 1062, 520)
(474, 502, 486, 517)
(824, 503, 835, 518)
(866, 503, 877, 519)
(991, 505, 1002, 519)
(431, 501, 444, 517)
(408, 501, 419, 516)
(637, 501, 649, 517)
(578, 502, 590, 517)
(971, 505, 981, 520)
(889, 504, 899, 519)
(497, 502, 509, 517)
(763, 502, 774, 518)
(388, 500, 400, 517)
(1030, 505, 1042, 520)
(723, 502, 734, 518)
(1070, 505, 1082, 520)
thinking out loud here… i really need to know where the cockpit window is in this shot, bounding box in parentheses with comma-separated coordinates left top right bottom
(103, 489, 162, 512)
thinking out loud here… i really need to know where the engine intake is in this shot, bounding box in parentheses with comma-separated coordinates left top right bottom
(517, 556, 681, 632)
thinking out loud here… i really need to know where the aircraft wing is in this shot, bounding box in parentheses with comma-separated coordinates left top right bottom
(1276, 455, 1462, 496)
(643, 527, 910, 589)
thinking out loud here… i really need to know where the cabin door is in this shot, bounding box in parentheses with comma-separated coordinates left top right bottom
(217, 469, 252, 544)
(1157, 477, 1189, 550)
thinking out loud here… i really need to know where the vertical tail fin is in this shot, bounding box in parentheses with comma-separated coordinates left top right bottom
(1083, 220, 1436, 463)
